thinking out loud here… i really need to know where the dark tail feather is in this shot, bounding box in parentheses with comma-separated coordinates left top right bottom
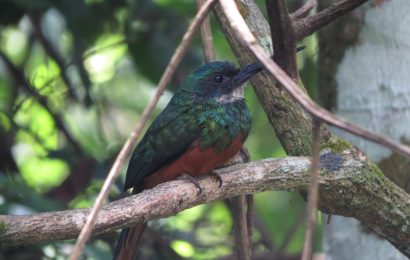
(113, 223, 147, 260)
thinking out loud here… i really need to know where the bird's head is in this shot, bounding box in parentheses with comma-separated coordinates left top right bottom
(182, 61, 263, 102)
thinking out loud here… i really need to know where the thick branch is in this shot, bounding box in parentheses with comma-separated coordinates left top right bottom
(265, 0, 298, 80)
(1, 151, 409, 256)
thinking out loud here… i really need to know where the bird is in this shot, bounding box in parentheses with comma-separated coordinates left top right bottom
(113, 60, 263, 260)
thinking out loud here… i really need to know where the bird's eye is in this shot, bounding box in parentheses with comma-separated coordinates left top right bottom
(214, 74, 224, 83)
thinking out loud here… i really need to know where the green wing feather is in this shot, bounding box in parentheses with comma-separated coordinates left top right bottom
(124, 98, 199, 191)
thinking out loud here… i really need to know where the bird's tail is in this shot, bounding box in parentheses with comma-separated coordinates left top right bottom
(113, 223, 147, 260)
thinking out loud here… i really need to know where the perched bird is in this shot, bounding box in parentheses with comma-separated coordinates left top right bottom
(113, 60, 263, 260)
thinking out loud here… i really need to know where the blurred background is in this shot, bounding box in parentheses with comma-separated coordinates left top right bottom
(0, 0, 320, 259)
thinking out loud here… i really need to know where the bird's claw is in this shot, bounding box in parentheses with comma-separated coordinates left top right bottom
(209, 171, 223, 188)
(180, 174, 202, 195)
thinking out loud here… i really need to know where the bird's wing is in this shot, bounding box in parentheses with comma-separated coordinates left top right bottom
(124, 101, 198, 191)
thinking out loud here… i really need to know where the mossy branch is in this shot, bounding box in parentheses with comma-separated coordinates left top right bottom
(1, 151, 409, 256)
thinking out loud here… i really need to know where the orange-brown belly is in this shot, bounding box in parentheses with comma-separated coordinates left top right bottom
(143, 134, 244, 189)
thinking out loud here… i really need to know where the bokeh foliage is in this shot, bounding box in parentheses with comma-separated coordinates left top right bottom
(0, 0, 321, 259)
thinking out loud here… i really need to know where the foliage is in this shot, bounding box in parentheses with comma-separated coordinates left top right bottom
(0, 0, 320, 258)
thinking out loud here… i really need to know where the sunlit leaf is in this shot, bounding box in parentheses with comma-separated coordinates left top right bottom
(84, 34, 127, 83)
(19, 157, 69, 192)
(14, 100, 58, 151)
(171, 240, 195, 258)
(31, 61, 61, 94)
(1, 28, 28, 63)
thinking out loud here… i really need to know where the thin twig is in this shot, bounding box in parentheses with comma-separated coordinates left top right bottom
(230, 196, 251, 260)
(69, 1, 216, 259)
(293, 0, 369, 40)
(246, 193, 254, 250)
(196, 0, 216, 62)
(301, 119, 321, 260)
(218, 0, 410, 159)
(290, 0, 316, 20)
(227, 150, 253, 260)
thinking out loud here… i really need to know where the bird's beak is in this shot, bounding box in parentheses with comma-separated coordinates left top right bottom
(231, 46, 305, 88)
(232, 62, 263, 87)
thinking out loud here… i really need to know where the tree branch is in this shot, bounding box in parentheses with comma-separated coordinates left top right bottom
(196, 0, 216, 62)
(293, 0, 369, 40)
(1, 151, 409, 256)
(265, 0, 298, 80)
(230, 195, 251, 260)
(290, 0, 316, 20)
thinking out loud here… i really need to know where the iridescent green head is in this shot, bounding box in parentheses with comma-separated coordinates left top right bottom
(181, 61, 262, 102)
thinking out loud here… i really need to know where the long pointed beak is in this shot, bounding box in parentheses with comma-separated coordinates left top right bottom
(233, 62, 263, 86)
(232, 46, 304, 87)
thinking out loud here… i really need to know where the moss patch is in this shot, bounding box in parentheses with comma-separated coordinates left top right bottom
(321, 138, 352, 154)
(369, 162, 385, 178)
(0, 220, 8, 235)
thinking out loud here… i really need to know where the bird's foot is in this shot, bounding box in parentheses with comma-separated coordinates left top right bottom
(180, 174, 202, 195)
(209, 171, 223, 188)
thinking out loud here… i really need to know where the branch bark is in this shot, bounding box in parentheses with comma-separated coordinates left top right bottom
(1, 151, 409, 256)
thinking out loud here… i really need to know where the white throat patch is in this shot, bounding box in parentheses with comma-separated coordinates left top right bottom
(215, 84, 245, 103)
